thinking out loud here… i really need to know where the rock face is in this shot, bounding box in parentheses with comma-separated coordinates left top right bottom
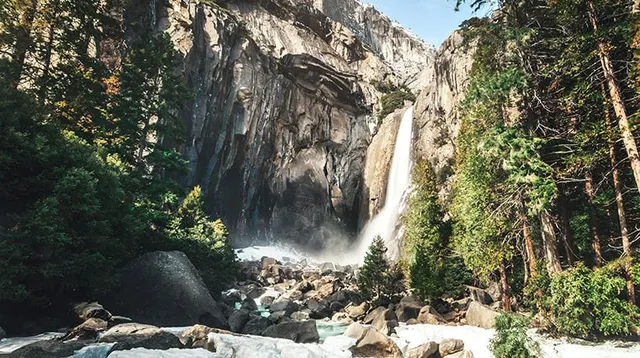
(99, 323, 184, 350)
(119, 0, 445, 248)
(108, 251, 228, 329)
(413, 32, 475, 198)
(466, 301, 499, 329)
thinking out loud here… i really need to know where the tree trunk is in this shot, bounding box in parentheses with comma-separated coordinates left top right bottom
(540, 210, 562, 275)
(585, 171, 604, 267)
(605, 99, 636, 304)
(634, 0, 639, 13)
(499, 261, 511, 312)
(11, 0, 38, 88)
(588, 1, 640, 196)
(522, 210, 537, 279)
(557, 193, 576, 266)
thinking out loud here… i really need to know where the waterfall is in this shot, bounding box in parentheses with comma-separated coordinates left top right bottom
(355, 106, 414, 261)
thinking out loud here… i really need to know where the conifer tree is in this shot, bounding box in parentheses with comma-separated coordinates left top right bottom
(358, 236, 391, 301)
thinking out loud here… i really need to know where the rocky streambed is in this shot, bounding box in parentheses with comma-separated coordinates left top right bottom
(2, 247, 640, 358)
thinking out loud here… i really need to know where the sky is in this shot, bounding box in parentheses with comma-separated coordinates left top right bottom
(363, 0, 494, 47)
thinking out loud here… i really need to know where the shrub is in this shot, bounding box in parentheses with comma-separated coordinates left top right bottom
(491, 313, 540, 358)
(378, 89, 416, 121)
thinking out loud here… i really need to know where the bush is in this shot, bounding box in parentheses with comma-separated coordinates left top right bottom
(547, 263, 638, 338)
(491, 313, 540, 358)
(378, 89, 416, 121)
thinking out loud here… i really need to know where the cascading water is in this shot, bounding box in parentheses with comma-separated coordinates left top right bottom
(355, 106, 414, 261)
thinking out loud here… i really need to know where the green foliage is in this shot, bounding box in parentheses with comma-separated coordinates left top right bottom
(547, 264, 638, 338)
(378, 89, 416, 122)
(491, 313, 540, 358)
(358, 237, 405, 304)
(403, 160, 471, 301)
(165, 186, 238, 293)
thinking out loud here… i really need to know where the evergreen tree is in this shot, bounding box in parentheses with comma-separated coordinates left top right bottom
(358, 236, 391, 301)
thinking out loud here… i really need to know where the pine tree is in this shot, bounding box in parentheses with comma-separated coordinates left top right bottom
(358, 236, 391, 301)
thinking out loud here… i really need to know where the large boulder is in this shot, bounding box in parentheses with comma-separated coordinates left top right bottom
(417, 305, 446, 325)
(406, 341, 439, 358)
(98, 323, 183, 350)
(270, 300, 299, 316)
(262, 320, 319, 343)
(344, 322, 366, 340)
(466, 301, 499, 329)
(228, 309, 251, 333)
(353, 327, 402, 358)
(4, 340, 88, 358)
(465, 286, 493, 305)
(242, 317, 273, 335)
(363, 307, 397, 324)
(439, 338, 464, 356)
(73, 302, 112, 322)
(108, 251, 228, 329)
(62, 317, 108, 340)
(346, 302, 369, 320)
(395, 295, 422, 322)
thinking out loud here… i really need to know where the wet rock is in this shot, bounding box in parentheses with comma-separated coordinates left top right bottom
(406, 341, 439, 358)
(417, 305, 446, 325)
(242, 317, 273, 336)
(99, 323, 183, 350)
(108, 251, 227, 329)
(466, 301, 499, 329)
(307, 299, 332, 319)
(270, 300, 299, 316)
(240, 297, 258, 312)
(262, 320, 320, 343)
(180, 324, 215, 350)
(439, 338, 464, 356)
(5, 339, 88, 358)
(217, 302, 235, 319)
(329, 300, 345, 312)
(221, 291, 242, 306)
(363, 307, 397, 324)
(228, 309, 251, 333)
(268, 311, 287, 324)
(353, 327, 403, 358)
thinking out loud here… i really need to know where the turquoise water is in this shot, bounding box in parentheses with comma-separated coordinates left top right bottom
(233, 302, 271, 318)
(316, 321, 349, 342)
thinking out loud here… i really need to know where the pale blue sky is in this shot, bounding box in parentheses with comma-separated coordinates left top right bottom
(363, 0, 493, 46)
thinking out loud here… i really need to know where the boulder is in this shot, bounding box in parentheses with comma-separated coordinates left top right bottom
(221, 291, 242, 306)
(371, 315, 398, 336)
(240, 297, 258, 312)
(330, 290, 363, 305)
(448, 350, 475, 358)
(242, 317, 273, 335)
(344, 322, 366, 340)
(329, 300, 345, 312)
(268, 311, 287, 324)
(291, 311, 311, 321)
(73, 302, 112, 322)
(432, 298, 453, 314)
(262, 320, 319, 343)
(260, 296, 275, 308)
(180, 324, 215, 350)
(331, 312, 353, 324)
(395, 296, 422, 322)
(466, 301, 499, 329)
(289, 290, 303, 301)
(439, 338, 464, 356)
(108, 251, 228, 329)
(417, 305, 446, 325)
(346, 302, 369, 320)
(353, 327, 403, 358)
(452, 297, 471, 311)
(465, 286, 493, 305)
(406, 341, 439, 358)
(98, 323, 183, 350)
(270, 300, 299, 316)
(363, 307, 397, 324)
(262, 257, 278, 269)
(307, 299, 331, 319)
(228, 309, 251, 333)
(486, 281, 502, 303)
(62, 317, 108, 340)
(294, 280, 313, 294)
(217, 302, 234, 319)
(0, 326, 5, 340)
(5, 339, 88, 358)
